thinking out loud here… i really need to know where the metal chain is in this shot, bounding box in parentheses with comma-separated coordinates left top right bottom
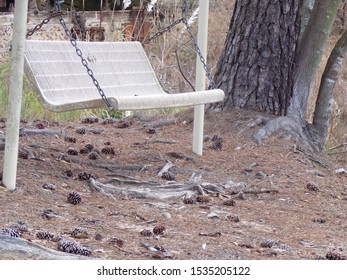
(26, 12, 65, 38)
(182, 18, 217, 89)
(142, 18, 183, 45)
(55, 1, 114, 110)
(142, 0, 217, 89)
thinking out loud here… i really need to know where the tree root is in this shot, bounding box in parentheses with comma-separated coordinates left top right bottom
(253, 116, 308, 144)
(60, 155, 145, 172)
(87, 178, 225, 200)
(252, 116, 322, 152)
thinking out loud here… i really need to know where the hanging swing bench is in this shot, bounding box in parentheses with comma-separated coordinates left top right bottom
(24, 39, 224, 112)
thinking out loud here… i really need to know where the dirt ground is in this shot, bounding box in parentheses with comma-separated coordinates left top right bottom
(0, 108, 347, 260)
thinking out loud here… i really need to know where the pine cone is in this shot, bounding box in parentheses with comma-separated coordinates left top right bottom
(88, 151, 99, 160)
(101, 147, 115, 155)
(153, 225, 166, 235)
(36, 123, 45, 129)
(18, 150, 29, 159)
(212, 135, 222, 142)
(140, 229, 153, 237)
(65, 170, 73, 177)
(227, 215, 240, 222)
(183, 197, 194, 204)
(146, 128, 157, 134)
(67, 191, 82, 205)
(81, 116, 99, 124)
(107, 237, 125, 247)
(77, 172, 94, 181)
(42, 183, 55, 190)
(36, 230, 54, 240)
(161, 171, 176, 181)
(210, 135, 223, 151)
(211, 140, 223, 150)
(1, 228, 20, 238)
(326, 252, 347, 260)
(67, 148, 78, 155)
(84, 144, 94, 152)
(196, 195, 210, 203)
(64, 136, 77, 143)
(79, 147, 89, 154)
(223, 199, 236, 206)
(116, 121, 131, 128)
(260, 239, 279, 248)
(71, 227, 88, 238)
(75, 127, 86, 134)
(57, 239, 92, 256)
(306, 182, 319, 191)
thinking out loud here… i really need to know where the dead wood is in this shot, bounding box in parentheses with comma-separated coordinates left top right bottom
(82, 127, 104, 134)
(166, 151, 196, 162)
(28, 143, 63, 153)
(0, 235, 92, 260)
(103, 177, 159, 186)
(157, 161, 174, 176)
(0, 143, 40, 160)
(60, 155, 145, 172)
(87, 178, 226, 200)
(132, 138, 178, 146)
(144, 118, 177, 128)
(19, 128, 64, 137)
(228, 189, 279, 195)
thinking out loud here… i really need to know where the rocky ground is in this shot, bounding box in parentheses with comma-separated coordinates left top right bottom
(0, 108, 347, 260)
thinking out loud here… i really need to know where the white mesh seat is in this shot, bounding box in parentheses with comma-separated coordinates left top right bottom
(24, 40, 224, 112)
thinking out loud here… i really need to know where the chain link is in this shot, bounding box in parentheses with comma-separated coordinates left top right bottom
(142, 18, 183, 45)
(142, 0, 217, 89)
(181, 18, 217, 89)
(26, 12, 65, 38)
(57, 15, 114, 110)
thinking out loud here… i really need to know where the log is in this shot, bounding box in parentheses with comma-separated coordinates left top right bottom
(0, 235, 92, 260)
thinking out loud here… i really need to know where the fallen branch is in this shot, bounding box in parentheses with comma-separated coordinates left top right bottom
(132, 138, 178, 146)
(103, 177, 159, 186)
(60, 155, 145, 172)
(228, 189, 278, 195)
(88, 178, 220, 200)
(19, 128, 64, 137)
(144, 118, 177, 129)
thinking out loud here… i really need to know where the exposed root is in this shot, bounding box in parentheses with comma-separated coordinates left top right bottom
(87, 178, 225, 200)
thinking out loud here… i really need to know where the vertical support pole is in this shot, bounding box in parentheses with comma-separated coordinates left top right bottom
(3, 0, 29, 190)
(192, 0, 209, 155)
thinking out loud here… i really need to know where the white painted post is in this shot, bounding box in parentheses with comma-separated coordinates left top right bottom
(3, 0, 29, 190)
(192, 0, 209, 155)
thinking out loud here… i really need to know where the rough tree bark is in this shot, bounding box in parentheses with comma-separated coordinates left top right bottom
(287, 0, 341, 120)
(213, 0, 344, 150)
(312, 30, 347, 149)
(213, 0, 302, 116)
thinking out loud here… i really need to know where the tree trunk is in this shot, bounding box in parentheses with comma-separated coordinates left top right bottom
(312, 30, 347, 149)
(287, 0, 340, 120)
(213, 0, 302, 116)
